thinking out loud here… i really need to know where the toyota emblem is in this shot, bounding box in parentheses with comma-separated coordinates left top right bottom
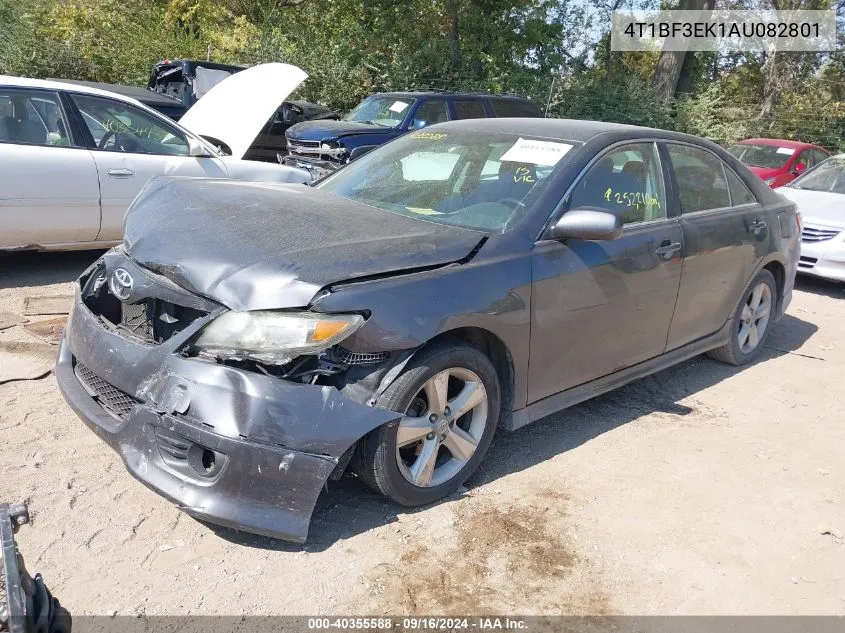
(109, 268, 134, 301)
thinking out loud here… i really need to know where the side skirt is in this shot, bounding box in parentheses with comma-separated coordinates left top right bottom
(505, 319, 733, 431)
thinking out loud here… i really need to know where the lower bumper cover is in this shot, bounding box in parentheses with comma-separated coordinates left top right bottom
(55, 277, 399, 543)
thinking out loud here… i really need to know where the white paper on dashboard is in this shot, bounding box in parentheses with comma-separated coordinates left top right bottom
(500, 137, 573, 166)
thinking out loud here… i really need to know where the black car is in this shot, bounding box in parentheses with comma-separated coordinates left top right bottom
(146, 59, 338, 162)
(283, 91, 542, 176)
(56, 118, 799, 543)
(47, 79, 188, 121)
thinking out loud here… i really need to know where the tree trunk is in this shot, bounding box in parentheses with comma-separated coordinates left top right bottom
(446, 0, 462, 71)
(652, 0, 714, 102)
(761, 51, 779, 118)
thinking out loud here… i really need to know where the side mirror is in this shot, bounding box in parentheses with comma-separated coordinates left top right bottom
(792, 162, 807, 175)
(188, 136, 213, 157)
(547, 208, 623, 241)
(348, 146, 375, 161)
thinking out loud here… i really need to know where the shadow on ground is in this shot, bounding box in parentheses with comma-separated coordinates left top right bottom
(208, 313, 817, 552)
(0, 251, 104, 290)
(794, 275, 844, 299)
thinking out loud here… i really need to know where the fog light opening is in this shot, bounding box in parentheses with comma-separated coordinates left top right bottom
(201, 448, 215, 472)
(186, 443, 224, 478)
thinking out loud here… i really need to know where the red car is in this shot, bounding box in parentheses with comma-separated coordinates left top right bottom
(727, 138, 830, 188)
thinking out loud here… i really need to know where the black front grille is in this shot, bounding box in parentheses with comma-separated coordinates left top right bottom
(121, 301, 154, 341)
(81, 264, 207, 345)
(74, 362, 140, 419)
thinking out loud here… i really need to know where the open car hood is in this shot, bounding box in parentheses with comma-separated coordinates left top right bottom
(123, 177, 486, 311)
(178, 63, 307, 159)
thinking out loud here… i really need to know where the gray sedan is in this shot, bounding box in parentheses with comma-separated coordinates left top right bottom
(56, 118, 800, 542)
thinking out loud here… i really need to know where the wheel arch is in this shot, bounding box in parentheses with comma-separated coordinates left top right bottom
(420, 327, 515, 424)
(762, 259, 786, 314)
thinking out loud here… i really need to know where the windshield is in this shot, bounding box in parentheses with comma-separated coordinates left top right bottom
(316, 129, 575, 231)
(728, 143, 795, 169)
(343, 96, 416, 127)
(789, 156, 845, 194)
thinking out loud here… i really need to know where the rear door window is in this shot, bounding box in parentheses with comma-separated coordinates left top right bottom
(453, 99, 487, 120)
(725, 169, 757, 206)
(811, 149, 829, 165)
(490, 98, 542, 117)
(0, 88, 70, 147)
(666, 144, 730, 213)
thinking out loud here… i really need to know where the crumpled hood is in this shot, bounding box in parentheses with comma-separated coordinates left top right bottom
(123, 178, 486, 311)
(287, 119, 391, 141)
(178, 63, 307, 159)
(777, 187, 845, 229)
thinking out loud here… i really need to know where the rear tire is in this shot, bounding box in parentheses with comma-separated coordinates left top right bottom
(707, 269, 777, 366)
(355, 341, 500, 506)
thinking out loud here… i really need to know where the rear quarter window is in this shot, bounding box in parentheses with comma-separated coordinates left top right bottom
(490, 99, 542, 117)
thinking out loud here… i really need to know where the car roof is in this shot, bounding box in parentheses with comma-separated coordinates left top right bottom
(423, 117, 710, 144)
(0, 75, 146, 108)
(46, 79, 184, 108)
(153, 59, 246, 73)
(739, 138, 822, 150)
(371, 91, 534, 101)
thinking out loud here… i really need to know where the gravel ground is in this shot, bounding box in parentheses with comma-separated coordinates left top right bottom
(1, 251, 843, 616)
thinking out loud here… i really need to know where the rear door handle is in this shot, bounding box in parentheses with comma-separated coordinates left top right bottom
(749, 219, 767, 233)
(107, 168, 135, 179)
(655, 241, 681, 259)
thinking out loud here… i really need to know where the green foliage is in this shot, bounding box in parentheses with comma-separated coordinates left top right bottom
(1, 0, 842, 151)
(550, 73, 674, 130)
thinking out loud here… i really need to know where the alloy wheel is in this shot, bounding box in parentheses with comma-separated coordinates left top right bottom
(395, 367, 488, 488)
(738, 281, 772, 355)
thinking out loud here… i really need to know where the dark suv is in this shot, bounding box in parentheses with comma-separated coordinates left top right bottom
(283, 91, 542, 175)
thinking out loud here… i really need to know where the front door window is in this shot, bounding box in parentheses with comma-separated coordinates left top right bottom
(71, 94, 190, 155)
(568, 142, 666, 224)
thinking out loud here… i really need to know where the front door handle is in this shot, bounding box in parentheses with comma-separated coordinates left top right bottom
(655, 241, 682, 259)
(107, 168, 135, 179)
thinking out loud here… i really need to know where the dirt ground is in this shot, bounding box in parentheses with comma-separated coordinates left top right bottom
(1, 250, 844, 616)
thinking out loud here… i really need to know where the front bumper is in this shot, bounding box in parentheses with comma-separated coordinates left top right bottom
(55, 259, 399, 543)
(278, 153, 343, 180)
(798, 237, 845, 283)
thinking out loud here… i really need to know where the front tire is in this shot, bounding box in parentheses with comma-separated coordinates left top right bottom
(356, 341, 500, 506)
(707, 269, 777, 366)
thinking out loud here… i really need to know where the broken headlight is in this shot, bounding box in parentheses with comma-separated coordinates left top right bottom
(193, 311, 364, 364)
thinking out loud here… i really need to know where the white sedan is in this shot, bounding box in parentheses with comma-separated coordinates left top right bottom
(0, 64, 311, 251)
(778, 153, 845, 283)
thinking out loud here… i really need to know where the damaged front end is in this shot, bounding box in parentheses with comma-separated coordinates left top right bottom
(55, 251, 409, 543)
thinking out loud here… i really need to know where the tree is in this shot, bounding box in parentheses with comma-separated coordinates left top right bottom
(651, 0, 714, 102)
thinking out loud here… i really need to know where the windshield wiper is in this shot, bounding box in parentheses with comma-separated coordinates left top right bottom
(355, 119, 390, 127)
